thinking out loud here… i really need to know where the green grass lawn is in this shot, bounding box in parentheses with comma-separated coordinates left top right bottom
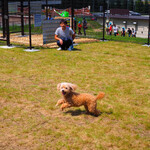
(0, 41, 150, 149)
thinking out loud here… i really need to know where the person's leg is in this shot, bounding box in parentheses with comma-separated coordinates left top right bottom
(79, 29, 81, 34)
(78, 29, 80, 35)
(57, 39, 65, 50)
(65, 39, 73, 49)
(83, 28, 86, 36)
(62, 40, 68, 50)
(79, 28, 82, 34)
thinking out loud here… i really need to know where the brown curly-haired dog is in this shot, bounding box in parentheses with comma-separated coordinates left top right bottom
(56, 82, 105, 116)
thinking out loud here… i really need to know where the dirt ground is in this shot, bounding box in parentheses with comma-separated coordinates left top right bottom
(0, 33, 99, 48)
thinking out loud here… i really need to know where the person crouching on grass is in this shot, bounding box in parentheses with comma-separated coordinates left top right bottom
(55, 19, 75, 51)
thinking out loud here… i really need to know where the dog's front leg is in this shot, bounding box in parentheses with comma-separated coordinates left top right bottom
(60, 103, 71, 111)
(56, 99, 65, 106)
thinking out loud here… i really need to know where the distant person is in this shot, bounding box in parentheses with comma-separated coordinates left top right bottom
(113, 24, 118, 36)
(55, 19, 75, 51)
(82, 17, 87, 36)
(127, 28, 132, 37)
(132, 28, 136, 38)
(48, 14, 53, 20)
(109, 23, 112, 35)
(106, 22, 109, 35)
(78, 21, 82, 35)
(121, 27, 126, 37)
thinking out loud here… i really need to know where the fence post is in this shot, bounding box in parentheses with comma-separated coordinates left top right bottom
(148, 4, 150, 46)
(92, 0, 95, 12)
(2, 0, 5, 38)
(101, 0, 106, 41)
(20, 0, 24, 36)
(28, 0, 32, 49)
(5, 0, 10, 46)
(46, 0, 48, 20)
(71, 0, 74, 30)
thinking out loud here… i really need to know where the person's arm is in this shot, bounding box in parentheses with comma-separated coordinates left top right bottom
(69, 27, 75, 41)
(72, 33, 75, 40)
(55, 34, 63, 45)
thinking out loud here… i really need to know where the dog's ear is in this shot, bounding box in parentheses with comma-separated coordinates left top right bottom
(57, 83, 61, 91)
(69, 83, 77, 91)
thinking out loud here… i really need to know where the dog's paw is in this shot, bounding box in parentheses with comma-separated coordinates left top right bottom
(60, 106, 64, 111)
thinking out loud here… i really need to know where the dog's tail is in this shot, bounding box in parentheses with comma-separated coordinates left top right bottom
(95, 92, 105, 101)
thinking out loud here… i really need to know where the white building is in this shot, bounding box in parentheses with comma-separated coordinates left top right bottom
(96, 14, 149, 38)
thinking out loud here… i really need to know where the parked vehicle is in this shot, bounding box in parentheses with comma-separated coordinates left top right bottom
(129, 11, 141, 16)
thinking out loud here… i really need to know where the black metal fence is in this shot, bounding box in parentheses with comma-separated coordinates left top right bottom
(0, 0, 149, 47)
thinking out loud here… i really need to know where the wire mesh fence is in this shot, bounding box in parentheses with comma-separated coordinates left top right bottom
(0, 0, 149, 47)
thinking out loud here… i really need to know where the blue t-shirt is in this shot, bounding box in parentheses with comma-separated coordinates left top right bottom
(55, 26, 74, 40)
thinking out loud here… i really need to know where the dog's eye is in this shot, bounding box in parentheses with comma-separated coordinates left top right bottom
(65, 87, 67, 89)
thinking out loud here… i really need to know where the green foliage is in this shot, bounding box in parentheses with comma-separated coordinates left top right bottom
(107, 0, 148, 14)
(135, 0, 144, 13)
(144, 0, 149, 14)
(115, 0, 122, 8)
(121, 0, 128, 9)
(128, 0, 134, 11)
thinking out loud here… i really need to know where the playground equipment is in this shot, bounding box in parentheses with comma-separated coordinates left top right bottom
(54, 9, 69, 17)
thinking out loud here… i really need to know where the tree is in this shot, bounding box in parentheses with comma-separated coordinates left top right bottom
(115, 0, 121, 8)
(128, 0, 134, 11)
(122, 0, 128, 9)
(109, 0, 116, 9)
(135, 0, 144, 13)
(144, 0, 149, 14)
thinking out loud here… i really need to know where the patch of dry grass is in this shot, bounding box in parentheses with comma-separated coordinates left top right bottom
(0, 41, 150, 149)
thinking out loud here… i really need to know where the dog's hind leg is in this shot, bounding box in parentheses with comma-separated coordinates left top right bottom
(93, 109, 101, 116)
(88, 103, 100, 116)
(56, 99, 65, 106)
(84, 105, 90, 114)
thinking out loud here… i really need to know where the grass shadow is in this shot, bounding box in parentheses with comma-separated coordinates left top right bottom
(65, 109, 87, 116)
(58, 48, 81, 51)
(65, 109, 113, 117)
(72, 48, 82, 51)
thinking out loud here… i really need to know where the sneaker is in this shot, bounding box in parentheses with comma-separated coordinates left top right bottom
(68, 44, 73, 51)
(57, 47, 62, 51)
(67, 47, 72, 51)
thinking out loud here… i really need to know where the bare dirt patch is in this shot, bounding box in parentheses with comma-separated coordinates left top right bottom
(1, 33, 99, 48)
(93, 29, 102, 32)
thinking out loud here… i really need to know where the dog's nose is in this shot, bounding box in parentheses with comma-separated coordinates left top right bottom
(62, 90, 64, 92)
